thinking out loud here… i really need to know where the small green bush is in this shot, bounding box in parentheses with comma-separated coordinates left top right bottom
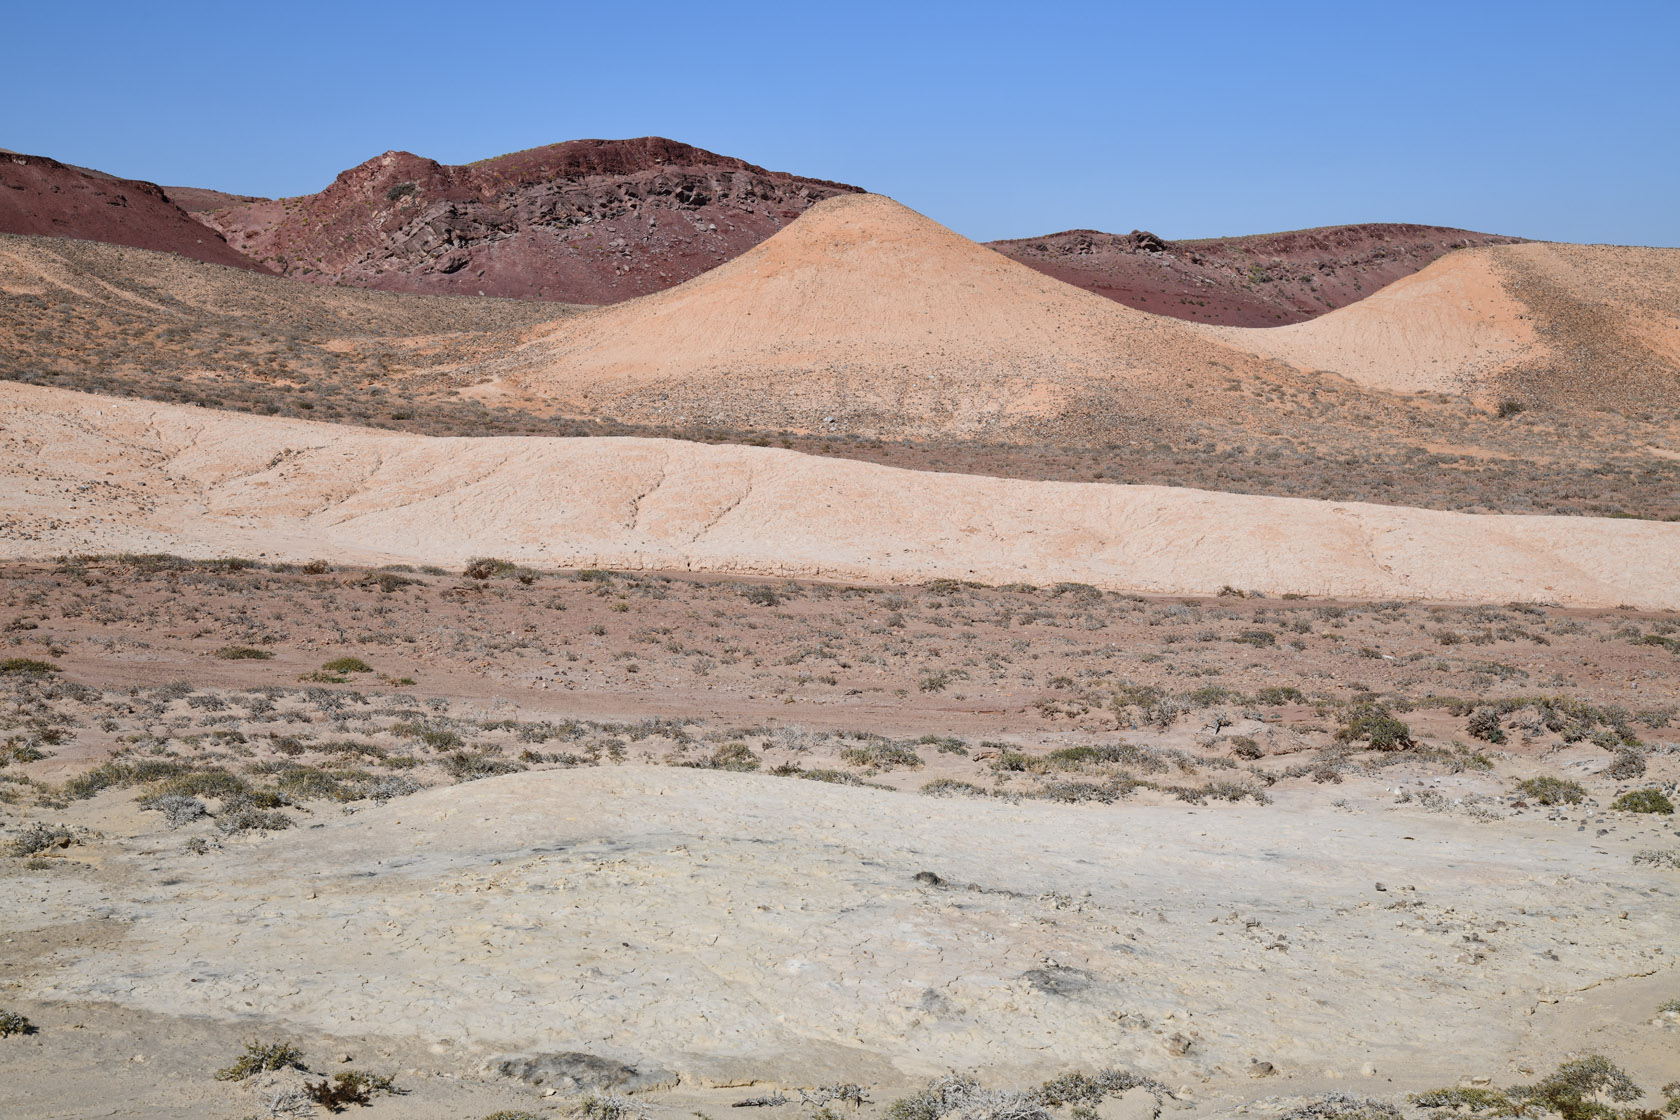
(840, 742, 923, 770)
(1518, 776, 1587, 806)
(305, 1069, 399, 1110)
(464, 557, 518, 580)
(213, 646, 272, 660)
(921, 778, 988, 797)
(215, 1039, 307, 1081)
(1466, 707, 1507, 744)
(1613, 788, 1675, 814)
(0, 658, 59, 676)
(7, 823, 77, 857)
(320, 656, 372, 674)
(710, 742, 760, 771)
(1336, 703, 1414, 751)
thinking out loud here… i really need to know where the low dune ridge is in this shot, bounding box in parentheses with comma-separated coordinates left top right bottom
(1200, 242, 1680, 405)
(502, 193, 1280, 439)
(4, 382, 1676, 607)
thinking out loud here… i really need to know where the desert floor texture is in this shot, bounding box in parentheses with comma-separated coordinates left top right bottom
(0, 187, 1677, 1120)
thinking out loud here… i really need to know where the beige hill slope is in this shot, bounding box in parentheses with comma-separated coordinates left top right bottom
(4, 383, 1676, 607)
(501, 193, 1274, 439)
(1200, 242, 1680, 403)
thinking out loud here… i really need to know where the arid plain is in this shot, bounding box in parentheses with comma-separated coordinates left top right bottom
(1, 143, 1678, 1120)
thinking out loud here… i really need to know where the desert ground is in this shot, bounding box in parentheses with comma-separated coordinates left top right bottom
(1, 172, 1678, 1120)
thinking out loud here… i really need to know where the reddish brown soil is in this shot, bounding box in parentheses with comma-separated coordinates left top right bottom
(0, 151, 260, 272)
(194, 137, 863, 302)
(162, 185, 269, 213)
(989, 223, 1526, 326)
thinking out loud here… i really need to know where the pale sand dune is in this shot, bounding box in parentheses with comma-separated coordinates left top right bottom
(4, 383, 1675, 607)
(500, 193, 1272, 436)
(1196, 249, 1538, 393)
(1199, 242, 1680, 398)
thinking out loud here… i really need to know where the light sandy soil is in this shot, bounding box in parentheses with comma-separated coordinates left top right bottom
(4, 382, 1678, 608)
(6, 767, 1677, 1118)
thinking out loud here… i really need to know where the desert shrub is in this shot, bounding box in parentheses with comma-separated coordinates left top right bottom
(1227, 735, 1263, 760)
(141, 768, 249, 801)
(62, 757, 192, 799)
(1613, 789, 1674, 814)
(1335, 703, 1414, 751)
(214, 646, 272, 660)
(301, 559, 332, 575)
(1033, 779, 1126, 804)
(742, 585, 781, 606)
(7, 823, 77, 856)
(464, 557, 518, 580)
(578, 1094, 643, 1120)
(0, 1009, 34, 1037)
(1255, 686, 1305, 705)
(1634, 849, 1680, 870)
(444, 752, 527, 781)
(1518, 776, 1586, 805)
(1233, 629, 1276, 647)
(215, 804, 292, 835)
(1466, 707, 1507, 744)
(919, 672, 950, 693)
(886, 1074, 1050, 1120)
(358, 571, 417, 592)
(385, 180, 416, 200)
(0, 658, 59, 676)
(1602, 748, 1647, 780)
(320, 656, 372, 674)
(275, 767, 364, 802)
(142, 794, 209, 827)
(840, 742, 922, 770)
(921, 778, 988, 797)
(1279, 1094, 1400, 1120)
(0, 739, 47, 766)
(215, 1038, 307, 1080)
(1036, 1070, 1168, 1107)
(1510, 1054, 1642, 1120)
(710, 742, 760, 771)
(305, 1070, 399, 1111)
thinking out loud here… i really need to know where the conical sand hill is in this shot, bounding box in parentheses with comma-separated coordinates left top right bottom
(503, 193, 1273, 439)
(1199, 242, 1680, 407)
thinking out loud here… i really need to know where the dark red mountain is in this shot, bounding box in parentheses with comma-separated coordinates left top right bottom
(0, 151, 260, 271)
(988, 223, 1526, 326)
(194, 137, 863, 303)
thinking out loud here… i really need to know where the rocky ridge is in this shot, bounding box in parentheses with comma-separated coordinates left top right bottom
(990, 222, 1526, 326)
(0, 150, 260, 271)
(194, 136, 863, 302)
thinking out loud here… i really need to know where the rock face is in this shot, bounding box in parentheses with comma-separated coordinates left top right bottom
(0, 151, 261, 271)
(989, 223, 1526, 326)
(195, 137, 863, 303)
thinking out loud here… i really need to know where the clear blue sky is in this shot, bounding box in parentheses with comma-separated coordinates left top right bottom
(9, 0, 1678, 245)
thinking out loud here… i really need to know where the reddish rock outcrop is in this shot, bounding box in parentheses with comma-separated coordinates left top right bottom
(0, 151, 260, 271)
(196, 137, 863, 303)
(989, 223, 1526, 326)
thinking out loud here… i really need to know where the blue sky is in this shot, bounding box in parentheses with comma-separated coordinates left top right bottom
(9, 0, 1677, 245)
